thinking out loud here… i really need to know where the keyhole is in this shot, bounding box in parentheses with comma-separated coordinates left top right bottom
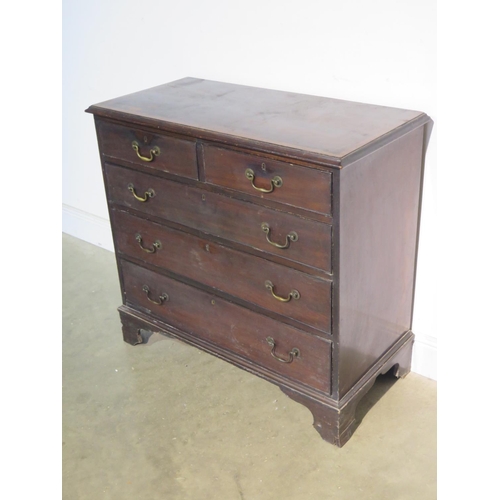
(144, 136, 148, 144)
(261, 162, 267, 171)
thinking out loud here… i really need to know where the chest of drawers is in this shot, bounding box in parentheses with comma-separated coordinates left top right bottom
(86, 78, 432, 447)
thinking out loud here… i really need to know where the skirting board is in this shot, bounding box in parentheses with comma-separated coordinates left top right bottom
(62, 204, 115, 252)
(410, 333, 437, 381)
(62, 204, 437, 381)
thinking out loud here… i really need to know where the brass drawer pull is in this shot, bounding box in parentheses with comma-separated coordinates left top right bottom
(135, 234, 161, 254)
(245, 168, 282, 193)
(131, 140, 160, 162)
(261, 223, 298, 249)
(264, 280, 300, 302)
(142, 285, 169, 305)
(266, 337, 300, 363)
(128, 183, 155, 202)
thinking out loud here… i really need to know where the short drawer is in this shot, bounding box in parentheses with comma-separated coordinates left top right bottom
(112, 210, 332, 333)
(96, 120, 198, 179)
(121, 260, 332, 393)
(106, 163, 332, 272)
(203, 145, 332, 215)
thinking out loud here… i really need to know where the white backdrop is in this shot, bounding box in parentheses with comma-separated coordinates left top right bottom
(62, 0, 437, 379)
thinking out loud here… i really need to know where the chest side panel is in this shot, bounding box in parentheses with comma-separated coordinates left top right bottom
(337, 126, 425, 399)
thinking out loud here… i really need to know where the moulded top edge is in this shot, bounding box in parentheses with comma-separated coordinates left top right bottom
(86, 77, 429, 169)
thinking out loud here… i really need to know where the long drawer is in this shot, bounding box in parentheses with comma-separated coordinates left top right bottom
(112, 209, 332, 333)
(121, 260, 332, 393)
(105, 163, 332, 272)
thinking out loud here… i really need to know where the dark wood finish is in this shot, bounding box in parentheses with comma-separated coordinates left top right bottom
(86, 77, 426, 168)
(338, 127, 424, 399)
(119, 310, 145, 346)
(105, 163, 332, 272)
(203, 144, 332, 215)
(281, 332, 414, 447)
(121, 260, 332, 393)
(87, 78, 432, 447)
(96, 120, 198, 179)
(112, 209, 332, 333)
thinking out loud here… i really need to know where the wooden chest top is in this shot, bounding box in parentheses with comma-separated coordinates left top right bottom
(86, 77, 427, 166)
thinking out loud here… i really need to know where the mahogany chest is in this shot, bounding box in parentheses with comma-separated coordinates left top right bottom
(86, 78, 432, 447)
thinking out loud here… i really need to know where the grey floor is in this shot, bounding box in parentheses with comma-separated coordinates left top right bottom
(62, 233, 436, 500)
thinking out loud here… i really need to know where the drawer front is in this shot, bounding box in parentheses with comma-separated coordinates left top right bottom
(106, 163, 332, 272)
(203, 145, 332, 215)
(96, 120, 198, 179)
(121, 260, 332, 393)
(112, 210, 332, 333)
